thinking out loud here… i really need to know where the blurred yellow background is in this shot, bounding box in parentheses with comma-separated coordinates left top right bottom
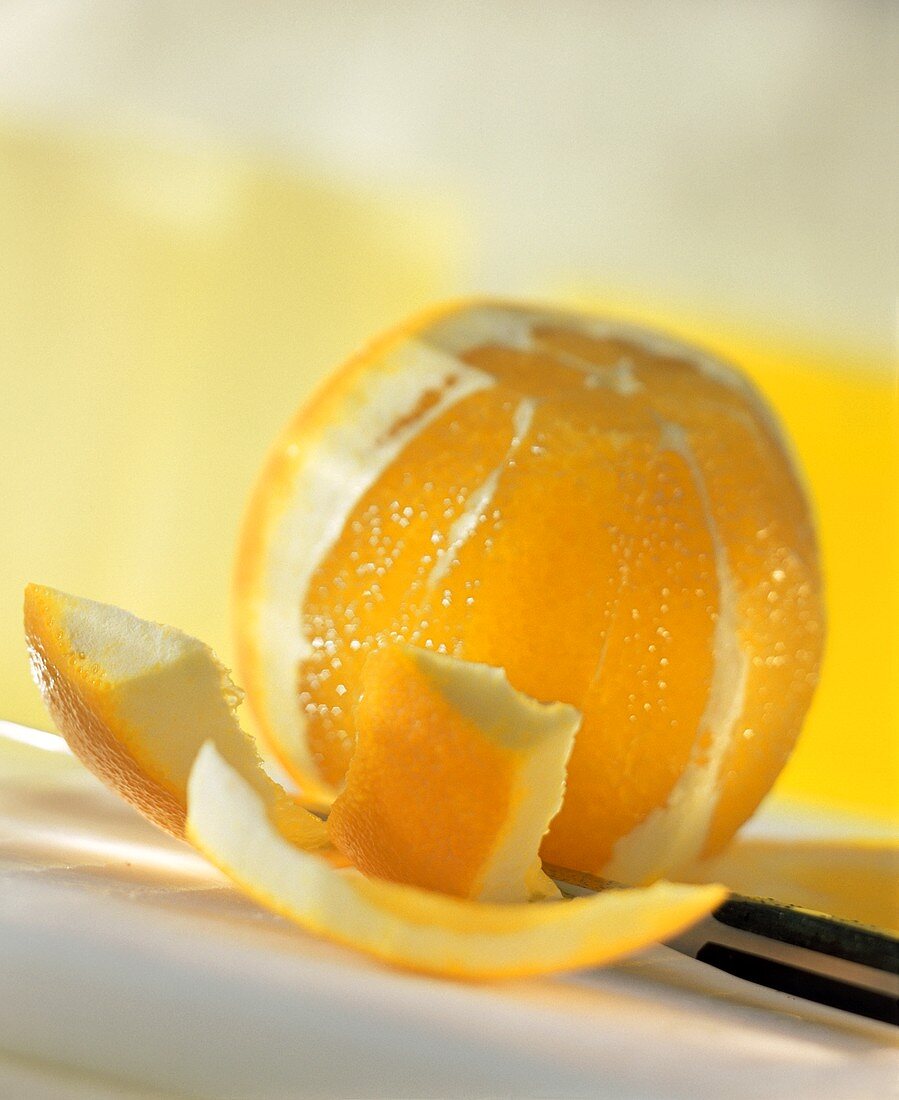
(0, 120, 456, 715)
(0, 3, 895, 823)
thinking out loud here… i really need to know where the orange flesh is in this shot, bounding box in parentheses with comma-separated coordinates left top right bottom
(295, 320, 823, 874)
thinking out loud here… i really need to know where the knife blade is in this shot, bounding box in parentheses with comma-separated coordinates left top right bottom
(545, 862, 899, 1026)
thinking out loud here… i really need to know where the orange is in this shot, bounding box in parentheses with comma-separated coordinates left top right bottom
(328, 643, 580, 901)
(25, 584, 725, 980)
(235, 301, 824, 882)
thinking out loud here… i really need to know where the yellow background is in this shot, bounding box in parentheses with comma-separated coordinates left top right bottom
(2, 125, 896, 820)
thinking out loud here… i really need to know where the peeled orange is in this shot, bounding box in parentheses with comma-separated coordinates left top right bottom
(235, 301, 824, 883)
(25, 585, 725, 980)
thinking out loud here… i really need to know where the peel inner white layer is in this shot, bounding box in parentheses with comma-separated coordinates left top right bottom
(604, 422, 748, 883)
(407, 646, 580, 902)
(186, 741, 725, 979)
(253, 341, 494, 782)
(57, 590, 269, 803)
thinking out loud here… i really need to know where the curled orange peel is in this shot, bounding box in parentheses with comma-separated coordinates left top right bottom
(25, 584, 726, 980)
(328, 643, 580, 902)
(24, 584, 331, 854)
(189, 740, 726, 980)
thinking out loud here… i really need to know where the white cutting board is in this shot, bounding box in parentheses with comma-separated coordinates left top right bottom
(0, 722, 896, 1099)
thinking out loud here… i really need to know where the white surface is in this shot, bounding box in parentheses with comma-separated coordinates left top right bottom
(0, 724, 896, 1099)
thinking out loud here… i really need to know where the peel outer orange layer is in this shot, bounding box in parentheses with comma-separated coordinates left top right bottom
(235, 299, 824, 882)
(327, 643, 580, 902)
(24, 584, 725, 979)
(24, 584, 329, 852)
(188, 741, 725, 980)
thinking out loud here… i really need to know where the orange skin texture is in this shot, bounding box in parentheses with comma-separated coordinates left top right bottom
(235, 301, 824, 875)
(24, 584, 186, 837)
(327, 646, 518, 897)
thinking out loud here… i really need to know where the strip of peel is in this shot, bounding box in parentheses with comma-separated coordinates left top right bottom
(475, 727, 574, 903)
(409, 647, 580, 904)
(187, 743, 727, 980)
(604, 421, 748, 884)
(426, 397, 536, 590)
(257, 341, 494, 781)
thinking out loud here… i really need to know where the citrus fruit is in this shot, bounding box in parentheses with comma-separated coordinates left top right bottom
(25, 584, 725, 980)
(24, 584, 330, 852)
(235, 301, 824, 882)
(327, 644, 580, 901)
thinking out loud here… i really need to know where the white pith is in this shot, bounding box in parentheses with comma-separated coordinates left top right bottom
(49, 588, 273, 803)
(475, 722, 570, 903)
(254, 340, 494, 781)
(64, 596, 188, 681)
(426, 397, 536, 590)
(603, 422, 749, 883)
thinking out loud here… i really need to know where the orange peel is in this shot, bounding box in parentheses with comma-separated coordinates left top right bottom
(25, 584, 726, 980)
(24, 584, 329, 851)
(187, 741, 725, 980)
(328, 644, 580, 901)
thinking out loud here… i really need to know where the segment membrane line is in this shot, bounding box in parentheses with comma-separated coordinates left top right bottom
(426, 398, 536, 590)
(257, 343, 495, 778)
(604, 419, 749, 882)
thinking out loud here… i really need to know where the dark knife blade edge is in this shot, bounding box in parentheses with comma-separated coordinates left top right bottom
(544, 861, 899, 1026)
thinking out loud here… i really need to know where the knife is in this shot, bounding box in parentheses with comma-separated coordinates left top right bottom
(545, 862, 899, 1026)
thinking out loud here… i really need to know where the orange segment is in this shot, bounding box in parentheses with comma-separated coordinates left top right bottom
(235, 301, 824, 881)
(299, 385, 518, 788)
(328, 645, 580, 901)
(188, 742, 726, 980)
(24, 584, 329, 852)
